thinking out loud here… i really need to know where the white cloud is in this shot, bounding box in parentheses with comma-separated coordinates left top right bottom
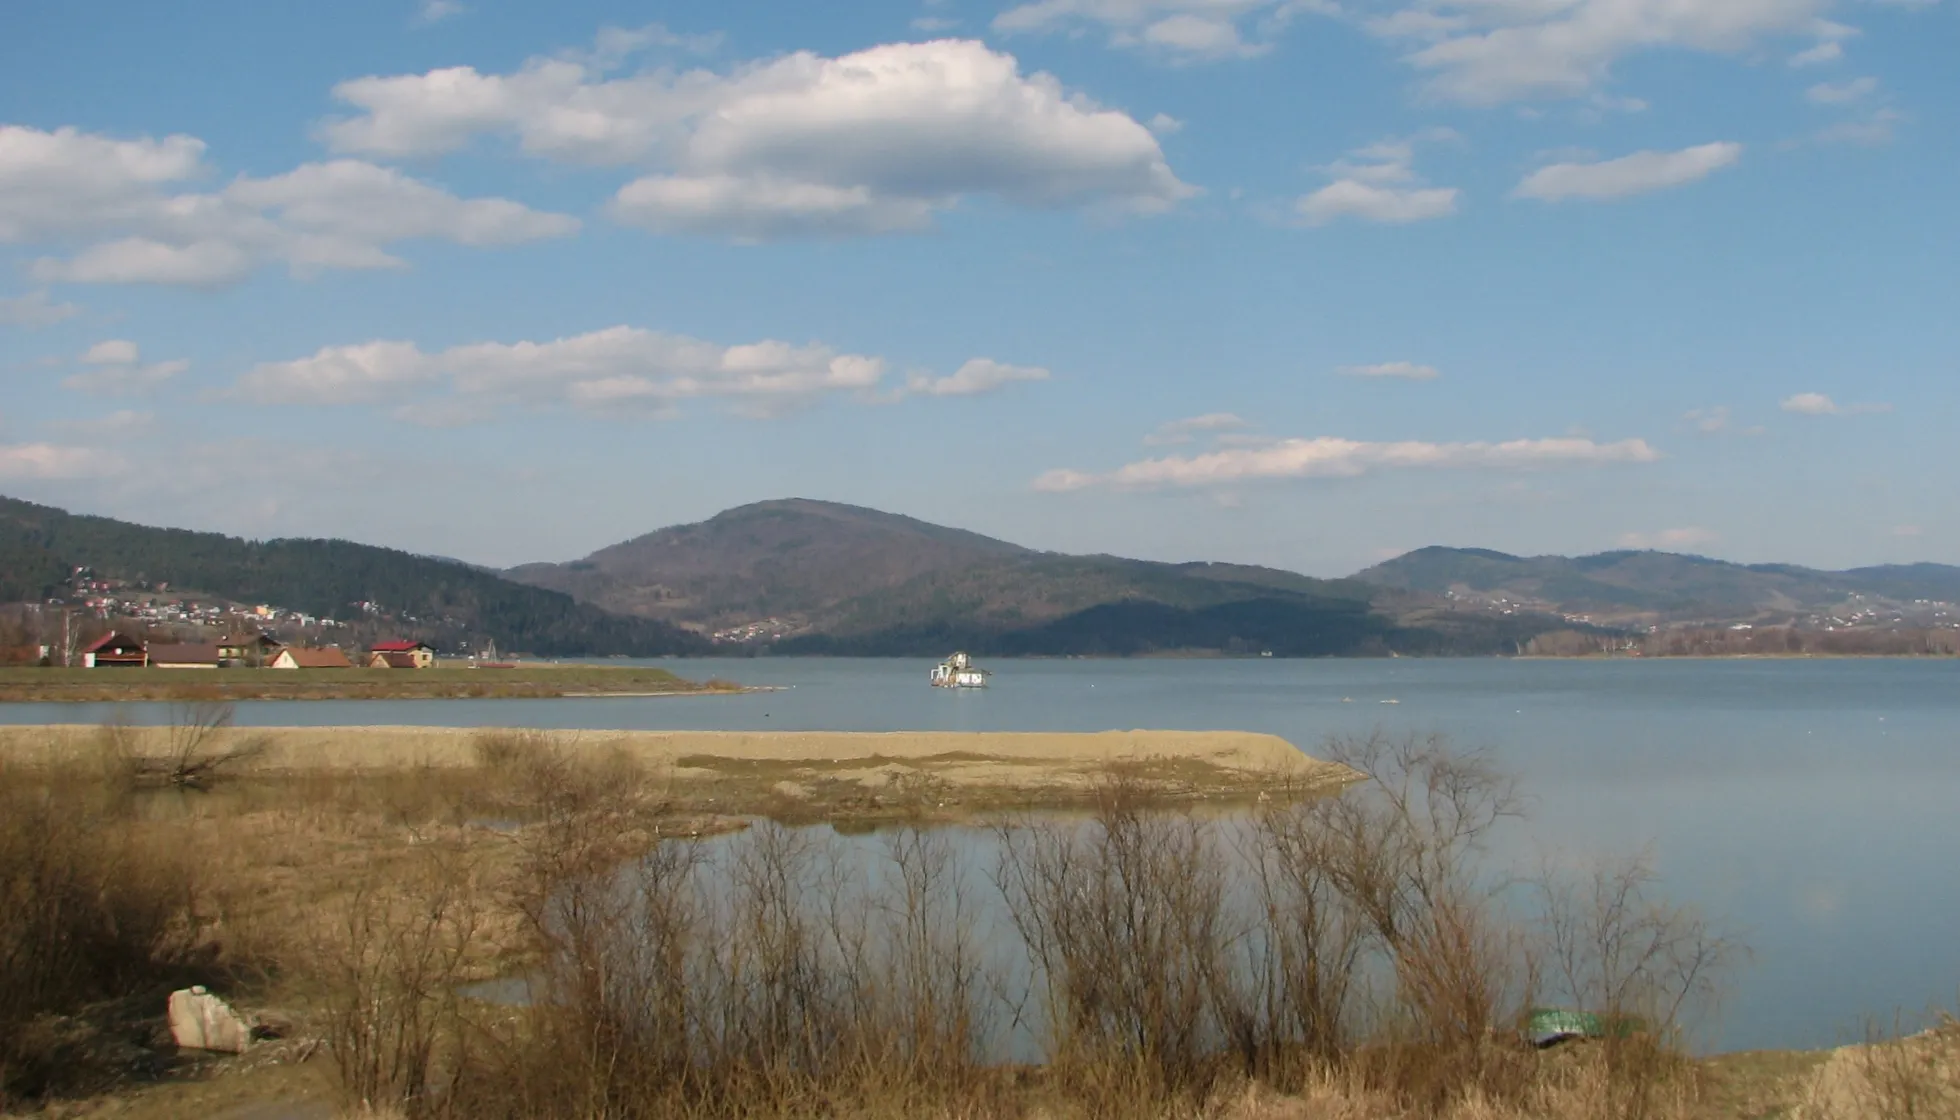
(326, 40, 1192, 240)
(82, 339, 139, 364)
(1806, 76, 1878, 103)
(1892, 524, 1923, 538)
(62, 340, 188, 395)
(1811, 108, 1902, 145)
(1371, 0, 1828, 104)
(1033, 434, 1660, 491)
(1514, 142, 1742, 202)
(1780, 392, 1891, 415)
(0, 290, 81, 328)
(0, 442, 121, 480)
(902, 358, 1050, 397)
(1618, 527, 1717, 550)
(0, 125, 577, 287)
(991, 0, 1322, 62)
(1339, 361, 1440, 380)
(1682, 405, 1731, 433)
(1143, 412, 1249, 445)
(415, 0, 465, 25)
(233, 327, 900, 420)
(1297, 132, 1460, 225)
(1788, 40, 1843, 65)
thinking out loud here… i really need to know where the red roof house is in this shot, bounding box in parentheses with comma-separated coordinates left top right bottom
(83, 631, 147, 668)
(271, 646, 354, 669)
(367, 640, 434, 668)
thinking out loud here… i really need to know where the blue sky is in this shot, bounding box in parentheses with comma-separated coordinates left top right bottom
(1, 0, 1953, 573)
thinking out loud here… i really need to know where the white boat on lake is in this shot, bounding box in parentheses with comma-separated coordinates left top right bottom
(930, 651, 990, 688)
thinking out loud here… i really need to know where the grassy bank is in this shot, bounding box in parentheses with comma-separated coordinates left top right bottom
(0, 725, 1351, 825)
(0, 664, 737, 703)
(1, 721, 1952, 1119)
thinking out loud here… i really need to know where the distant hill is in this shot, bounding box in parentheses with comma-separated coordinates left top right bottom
(0, 496, 704, 656)
(507, 500, 1560, 656)
(507, 499, 1028, 627)
(1351, 546, 1960, 622)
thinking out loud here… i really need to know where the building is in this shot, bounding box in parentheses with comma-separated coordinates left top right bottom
(270, 646, 353, 669)
(218, 633, 281, 667)
(82, 631, 147, 668)
(147, 643, 223, 669)
(367, 639, 435, 669)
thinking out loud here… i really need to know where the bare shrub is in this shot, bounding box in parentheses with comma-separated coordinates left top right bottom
(313, 845, 484, 1118)
(469, 729, 552, 774)
(996, 772, 1250, 1100)
(97, 701, 268, 790)
(0, 772, 204, 1103)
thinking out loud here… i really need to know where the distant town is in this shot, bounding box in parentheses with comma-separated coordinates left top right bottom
(1, 566, 507, 669)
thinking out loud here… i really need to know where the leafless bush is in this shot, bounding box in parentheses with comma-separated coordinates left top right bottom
(0, 771, 204, 1103)
(313, 846, 484, 1118)
(98, 701, 268, 790)
(996, 773, 1251, 1099)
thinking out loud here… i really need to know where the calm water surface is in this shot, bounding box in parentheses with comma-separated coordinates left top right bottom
(8, 657, 1957, 1052)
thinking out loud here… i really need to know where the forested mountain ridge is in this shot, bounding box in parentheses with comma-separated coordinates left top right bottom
(1352, 546, 1960, 622)
(507, 500, 1569, 656)
(0, 495, 705, 656)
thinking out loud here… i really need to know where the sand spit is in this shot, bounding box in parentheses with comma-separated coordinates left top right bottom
(0, 725, 1358, 803)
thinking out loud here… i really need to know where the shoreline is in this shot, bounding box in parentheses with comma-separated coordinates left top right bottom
(0, 664, 743, 703)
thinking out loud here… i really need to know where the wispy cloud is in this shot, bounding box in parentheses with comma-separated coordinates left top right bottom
(1515, 142, 1742, 202)
(1806, 76, 1878, 104)
(1297, 131, 1460, 226)
(1034, 434, 1659, 491)
(1142, 412, 1250, 446)
(1780, 392, 1891, 416)
(900, 358, 1050, 397)
(1339, 361, 1440, 380)
(0, 290, 81, 328)
(413, 0, 465, 26)
(61, 340, 188, 395)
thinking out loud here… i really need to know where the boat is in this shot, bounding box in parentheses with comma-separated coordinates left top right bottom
(929, 651, 990, 688)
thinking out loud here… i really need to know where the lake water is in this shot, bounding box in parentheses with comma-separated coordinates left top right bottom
(7, 656, 1957, 1053)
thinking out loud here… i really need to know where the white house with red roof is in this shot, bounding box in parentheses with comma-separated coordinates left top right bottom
(366, 639, 435, 669)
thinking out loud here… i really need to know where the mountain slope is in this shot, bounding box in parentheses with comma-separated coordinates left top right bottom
(508, 498, 1031, 627)
(1351, 546, 1960, 621)
(0, 496, 704, 656)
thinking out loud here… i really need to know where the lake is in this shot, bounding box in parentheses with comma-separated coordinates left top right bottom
(6, 655, 1956, 1053)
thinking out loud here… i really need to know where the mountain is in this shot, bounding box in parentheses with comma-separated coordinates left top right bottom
(1351, 546, 1960, 623)
(507, 499, 1031, 628)
(0, 496, 704, 656)
(508, 499, 1560, 656)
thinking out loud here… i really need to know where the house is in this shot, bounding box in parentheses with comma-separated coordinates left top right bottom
(82, 631, 147, 668)
(367, 639, 435, 669)
(270, 646, 353, 669)
(218, 632, 281, 667)
(148, 643, 223, 669)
